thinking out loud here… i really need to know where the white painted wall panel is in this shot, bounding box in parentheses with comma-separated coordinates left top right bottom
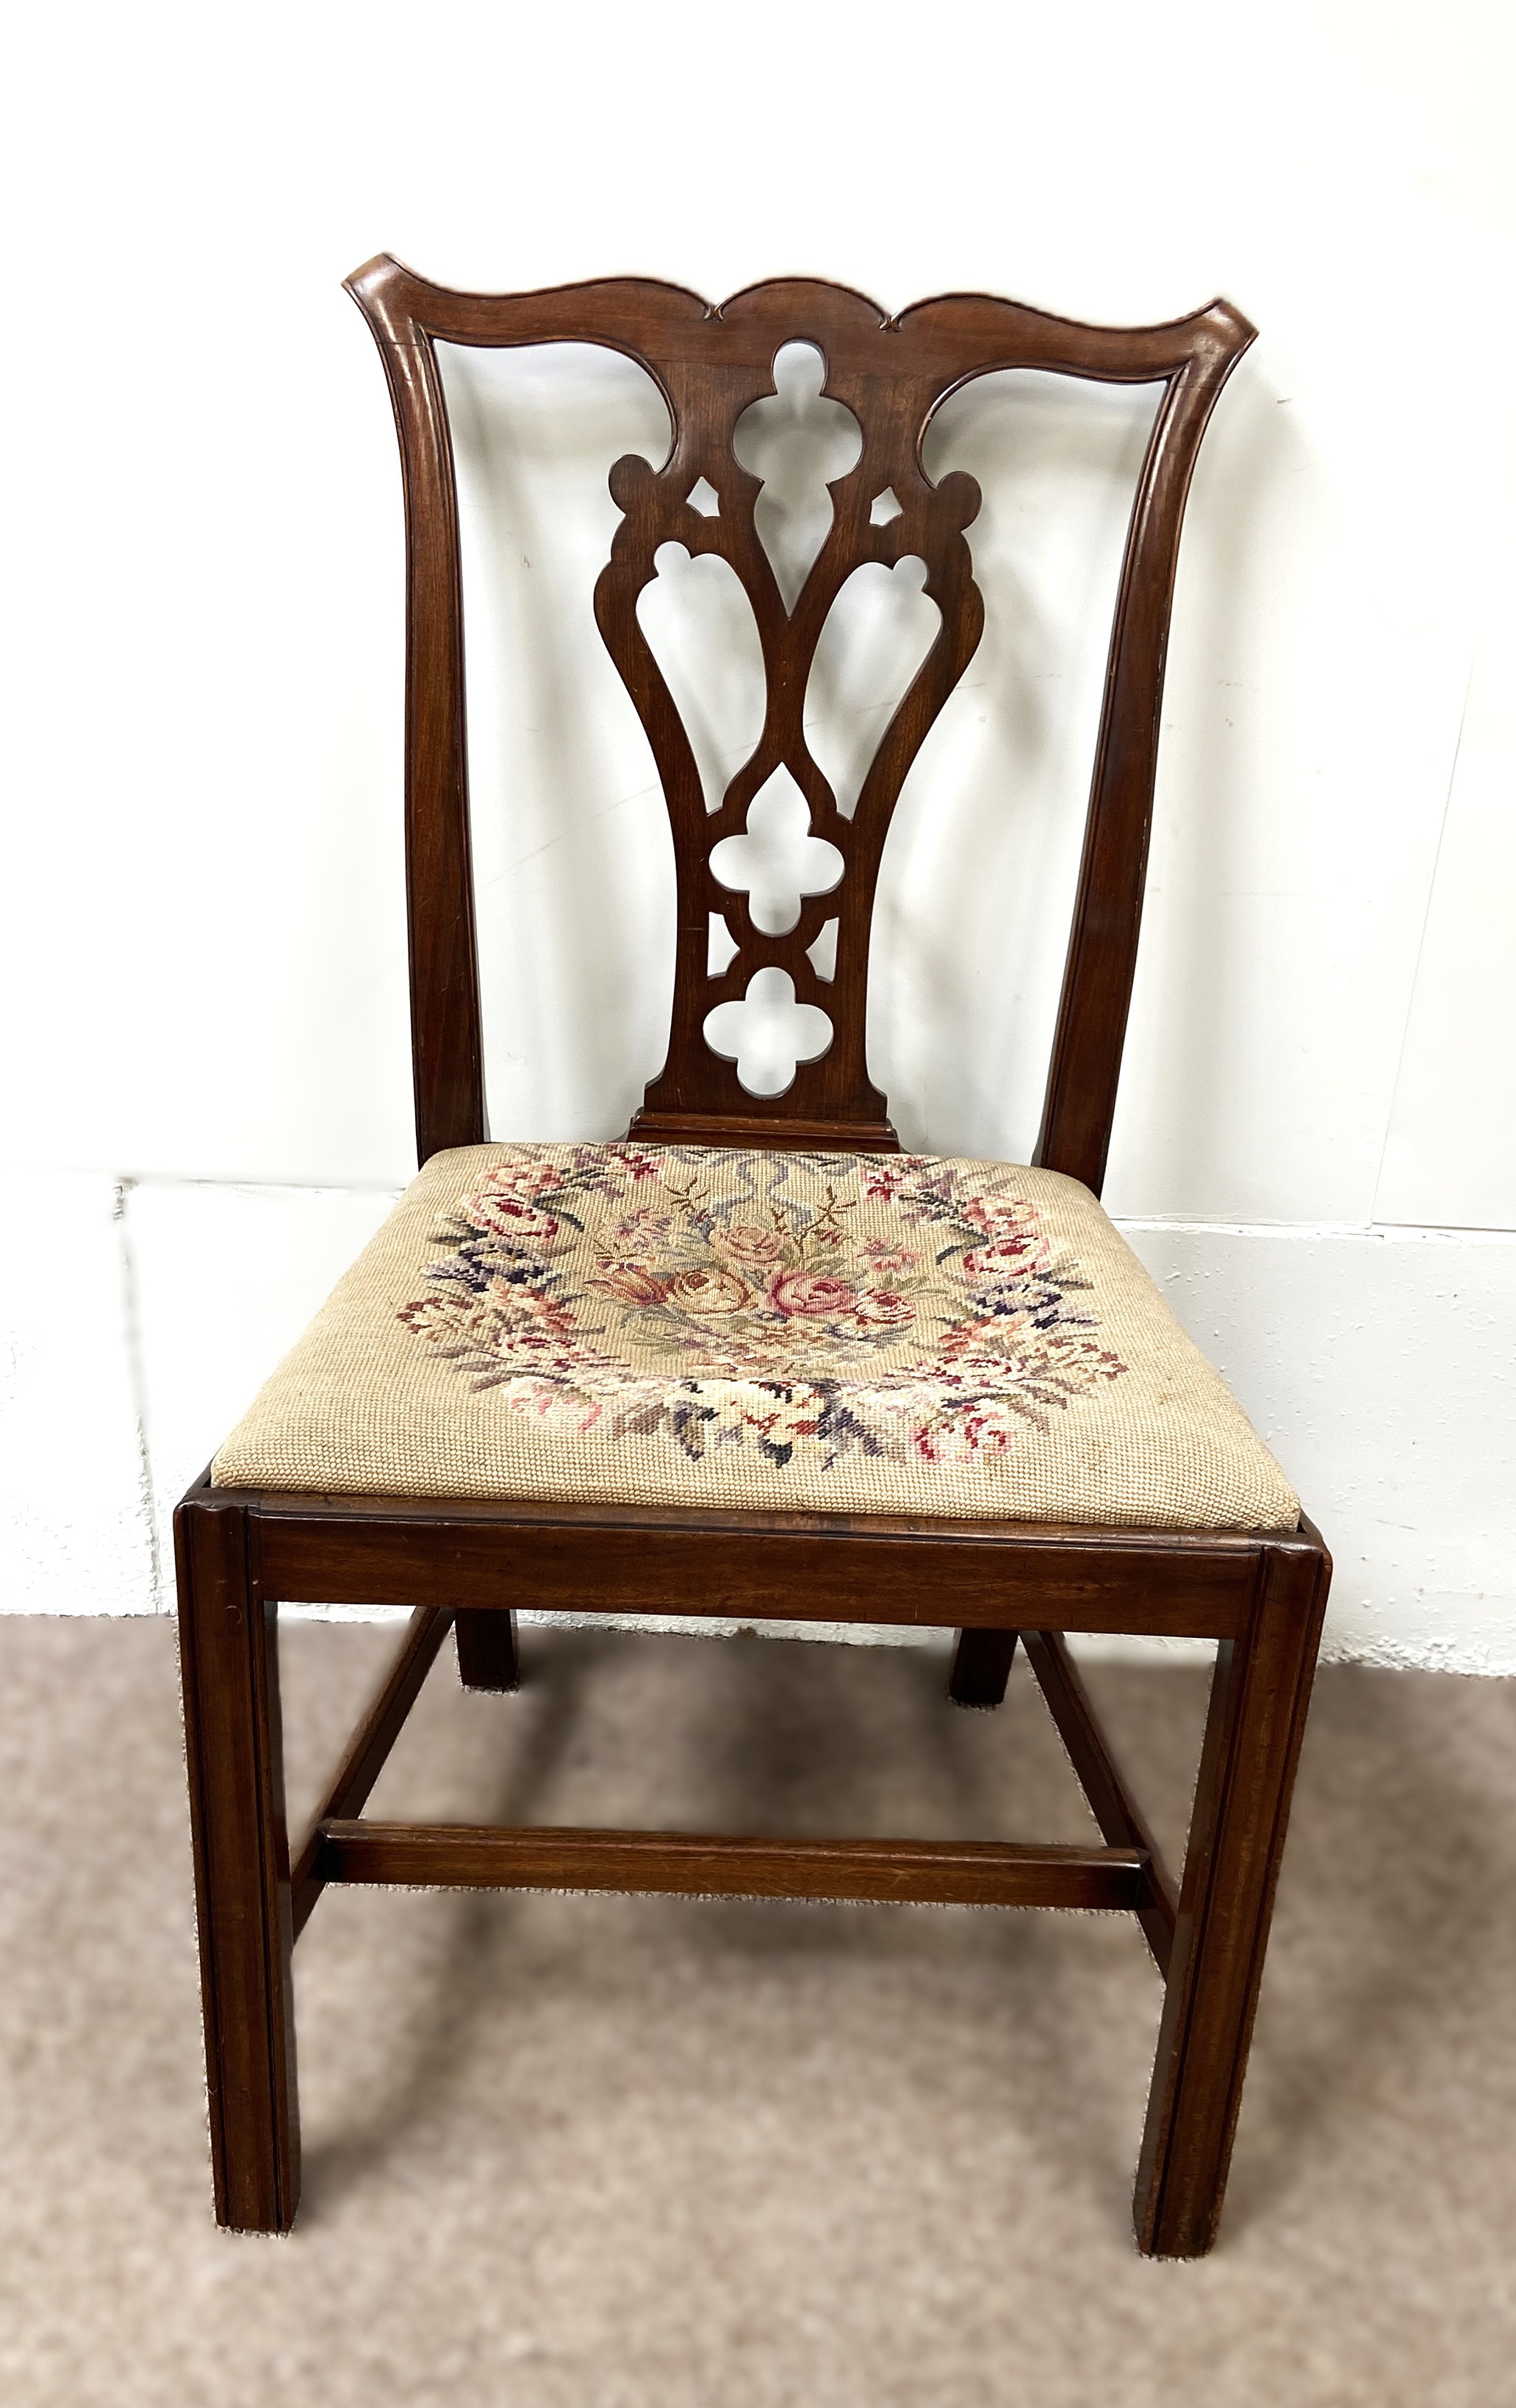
(1105, 389, 1473, 1224)
(0, 1179, 154, 1614)
(1121, 1222, 1516, 1672)
(1374, 497, 1516, 1229)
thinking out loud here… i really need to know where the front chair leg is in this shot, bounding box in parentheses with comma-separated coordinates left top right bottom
(455, 1608, 520, 1692)
(176, 1497, 300, 2232)
(1134, 1539, 1328, 2257)
(947, 1626, 1019, 1708)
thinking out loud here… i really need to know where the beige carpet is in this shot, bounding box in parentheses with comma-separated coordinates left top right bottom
(1, 1615, 1512, 2408)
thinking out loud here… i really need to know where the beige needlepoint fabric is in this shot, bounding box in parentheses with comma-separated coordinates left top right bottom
(212, 1141, 1300, 1528)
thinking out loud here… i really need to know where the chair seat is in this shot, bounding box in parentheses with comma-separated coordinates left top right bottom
(212, 1142, 1298, 1528)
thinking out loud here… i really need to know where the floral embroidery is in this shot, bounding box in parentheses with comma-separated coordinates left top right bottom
(397, 1146, 1127, 1472)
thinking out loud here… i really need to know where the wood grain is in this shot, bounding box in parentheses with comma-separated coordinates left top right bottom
(315, 1820, 1152, 1913)
(248, 1489, 1264, 1640)
(1022, 1628, 1179, 1974)
(1133, 1529, 1331, 2254)
(174, 1495, 299, 2231)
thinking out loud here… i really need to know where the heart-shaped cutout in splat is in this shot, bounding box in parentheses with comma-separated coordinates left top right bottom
(803, 556, 942, 818)
(636, 542, 766, 813)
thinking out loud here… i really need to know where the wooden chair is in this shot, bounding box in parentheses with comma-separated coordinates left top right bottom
(176, 259, 1330, 2257)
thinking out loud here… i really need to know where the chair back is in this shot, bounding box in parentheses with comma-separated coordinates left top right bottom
(347, 259, 1253, 1190)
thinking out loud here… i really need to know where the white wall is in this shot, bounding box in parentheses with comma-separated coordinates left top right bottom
(1, 2, 1513, 1667)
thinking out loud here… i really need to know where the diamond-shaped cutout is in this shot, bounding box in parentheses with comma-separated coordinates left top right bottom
(869, 486, 903, 526)
(708, 766, 844, 935)
(704, 966, 833, 1096)
(686, 475, 720, 517)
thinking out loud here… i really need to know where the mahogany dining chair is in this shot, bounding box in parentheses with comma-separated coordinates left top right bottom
(176, 258, 1329, 2255)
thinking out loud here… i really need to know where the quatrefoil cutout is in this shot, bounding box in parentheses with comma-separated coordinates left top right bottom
(704, 966, 833, 1097)
(733, 342, 863, 611)
(708, 766, 844, 935)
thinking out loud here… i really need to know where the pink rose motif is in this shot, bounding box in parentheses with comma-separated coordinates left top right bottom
(504, 1162, 565, 1195)
(861, 1237, 919, 1272)
(588, 1259, 668, 1307)
(963, 1239, 1024, 1274)
(912, 1399, 1021, 1462)
(963, 1192, 1042, 1242)
(852, 1286, 916, 1329)
(503, 1376, 603, 1431)
(766, 1268, 858, 1320)
(464, 1190, 561, 1244)
(666, 1266, 752, 1318)
(963, 1234, 1049, 1285)
(937, 1315, 1007, 1362)
(962, 1192, 1025, 1232)
(711, 1220, 786, 1271)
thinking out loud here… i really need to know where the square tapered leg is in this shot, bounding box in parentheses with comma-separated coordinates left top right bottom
(1134, 1539, 1327, 2256)
(176, 1497, 300, 2232)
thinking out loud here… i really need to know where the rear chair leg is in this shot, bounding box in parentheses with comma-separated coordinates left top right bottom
(948, 1627, 1019, 1708)
(455, 1608, 520, 1692)
(176, 1497, 300, 2232)
(1134, 1540, 1328, 2257)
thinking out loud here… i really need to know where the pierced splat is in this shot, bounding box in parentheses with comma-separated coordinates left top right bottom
(704, 966, 833, 1099)
(636, 544, 765, 815)
(708, 766, 844, 935)
(708, 912, 739, 976)
(733, 342, 864, 611)
(807, 918, 839, 983)
(803, 557, 942, 822)
(589, 292, 988, 1154)
(346, 259, 1256, 1179)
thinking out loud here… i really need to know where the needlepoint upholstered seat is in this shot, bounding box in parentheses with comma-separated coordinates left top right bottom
(177, 258, 1329, 2262)
(213, 1142, 1298, 1529)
